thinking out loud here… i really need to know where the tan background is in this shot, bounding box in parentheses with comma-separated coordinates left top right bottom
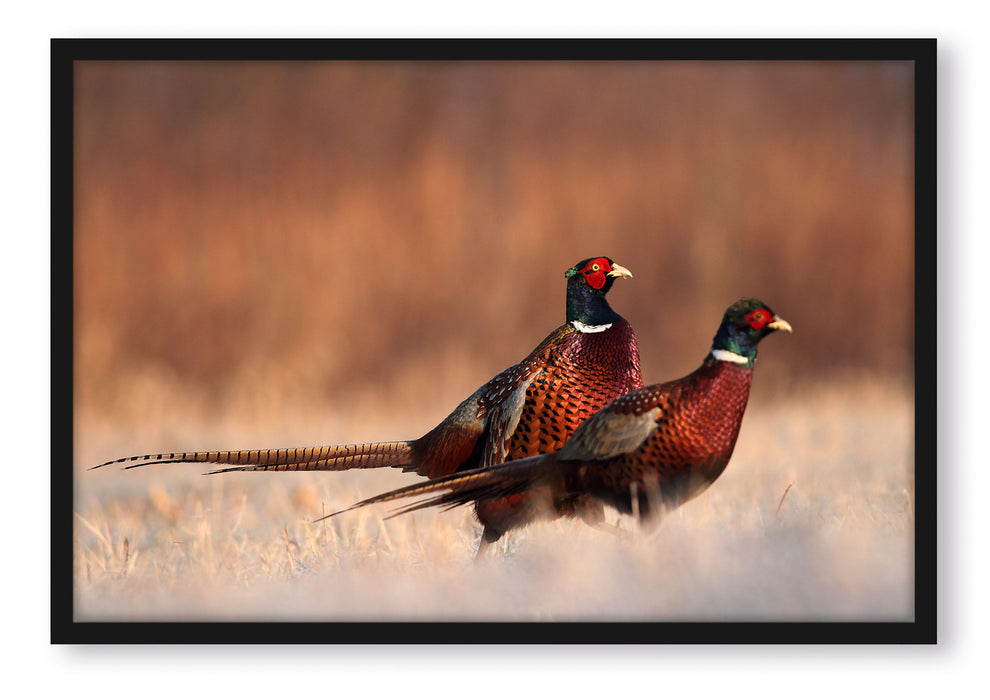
(74, 60, 913, 426)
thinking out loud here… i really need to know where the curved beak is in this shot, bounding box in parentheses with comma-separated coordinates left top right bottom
(607, 263, 633, 279)
(768, 315, 793, 333)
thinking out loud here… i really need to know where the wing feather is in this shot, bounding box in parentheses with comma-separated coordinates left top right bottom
(556, 387, 663, 462)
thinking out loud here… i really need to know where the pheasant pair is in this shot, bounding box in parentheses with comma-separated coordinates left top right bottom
(332, 298, 792, 531)
(93, 256, 644, 555)
(93, 258, 791, 552)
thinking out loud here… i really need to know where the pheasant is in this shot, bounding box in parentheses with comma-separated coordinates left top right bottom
(92, 256, 644, 554)
(328, 298, 791, 540)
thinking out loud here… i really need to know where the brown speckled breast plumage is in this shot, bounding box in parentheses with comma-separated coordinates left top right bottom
(474, 318, 642, 538)
(506, 319, 642, 460)
(579, 359, 753, 518)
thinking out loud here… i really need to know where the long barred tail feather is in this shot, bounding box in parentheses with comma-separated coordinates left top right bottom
(319, 453, 561, 523)
(89, 441, 416, 473)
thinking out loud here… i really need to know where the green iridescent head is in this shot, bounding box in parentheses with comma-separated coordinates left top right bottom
(564, 256, 632, 327)
(709, 298, 792, 367)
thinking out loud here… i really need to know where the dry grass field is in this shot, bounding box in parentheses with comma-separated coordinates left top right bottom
(75, 377, 913, 622)
(70, 60, 916, 625)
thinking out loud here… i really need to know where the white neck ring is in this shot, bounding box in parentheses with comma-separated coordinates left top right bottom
(710, 348, 750, 364)
(571, 320, 613, 334)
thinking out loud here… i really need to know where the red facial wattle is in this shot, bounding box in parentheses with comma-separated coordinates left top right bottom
(582, 258, 612, 290)
(745, 308, 770, 330)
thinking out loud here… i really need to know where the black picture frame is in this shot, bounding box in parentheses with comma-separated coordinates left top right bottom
(53, 38, 936, 644)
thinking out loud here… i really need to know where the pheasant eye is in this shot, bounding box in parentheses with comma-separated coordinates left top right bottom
(745, 309, 770, 330)
(591, 263, 600, 271)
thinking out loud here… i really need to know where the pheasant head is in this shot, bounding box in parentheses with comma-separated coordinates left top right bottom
(564, 256, 633, 331)
(709, 297, 792, 368)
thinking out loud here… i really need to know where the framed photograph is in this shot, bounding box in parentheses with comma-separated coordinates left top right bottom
(54, 38, 934, 643)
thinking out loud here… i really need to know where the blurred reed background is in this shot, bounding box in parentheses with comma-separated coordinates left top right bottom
(73, 60, 914, 441)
